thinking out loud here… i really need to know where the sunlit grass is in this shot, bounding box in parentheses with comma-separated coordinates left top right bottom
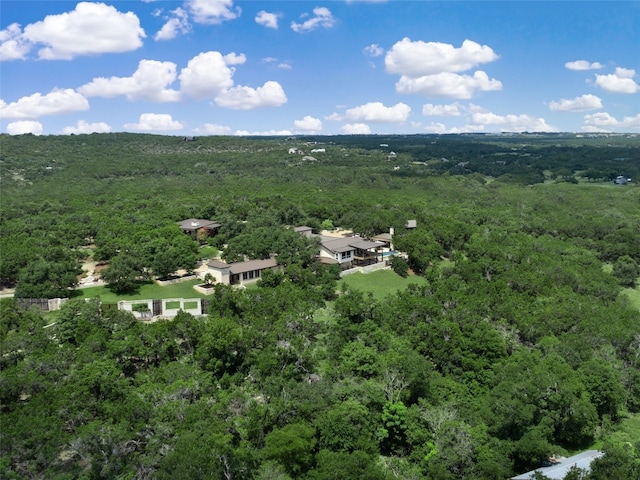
(621, 284, 640, 310)
(338, 268, 427, 300)
(78, 279, 207, 303)
(591, 413, 640, 450)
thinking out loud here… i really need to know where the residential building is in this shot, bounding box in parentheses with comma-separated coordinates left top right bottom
(177, 218, 221, 240)
(206, 258, 281, 286)
(317, 234, 384, 269)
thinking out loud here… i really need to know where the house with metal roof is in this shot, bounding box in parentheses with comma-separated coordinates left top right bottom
(511, 450, 604, 480)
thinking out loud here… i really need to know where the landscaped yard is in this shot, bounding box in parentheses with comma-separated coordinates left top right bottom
(338, 269, 427, 300)
(78, 279, 207, 303)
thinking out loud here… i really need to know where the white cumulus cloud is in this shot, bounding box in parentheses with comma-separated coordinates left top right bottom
(594, 67, 640, 94)
(396, 71, 502, 99)
(61, 120, 112, 134)
(344, 102, 411, 123)
(7, 120, 43, 135)
(179, 51, 238, 99)
(215, 81, 287, 110)
(565, 60, 604, 71)
(422, 103, 463, 116)
(342, 123, 371, 134)
(548, 94, 603, 112)
(22, 2, 145, 60)
(255, 11, 280, 29)
(0, 23, 31, 61)
(196, 123, 233, 135)
(223, 52, 246, 65)
(385, 38, 499, 76)
(1, 88, 89, 119)
(291, 7, 335, 33)
(233, 129, 293, 136)
(79, 59, 180, 102)
(186, 0, 241, 24)
(583, 112, 640, 131)
(324, 112, 343, 122)
(385, 38, 501, 99)
(124, 113, 184, 131)
(470, 111, 556, 132)
(363, 44, 384, 57)
(294, 115, 323, 132)
(154, 7, 190, 41)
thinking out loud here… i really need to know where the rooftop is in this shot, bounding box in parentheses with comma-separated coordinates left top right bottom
(511, 450, 604, 480)
(208, 258, 278, 275)
(177, 218, 221, 231)
(318, 235, 384, 253)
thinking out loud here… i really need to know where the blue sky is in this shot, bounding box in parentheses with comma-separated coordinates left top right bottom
(1, 1, 639, 135)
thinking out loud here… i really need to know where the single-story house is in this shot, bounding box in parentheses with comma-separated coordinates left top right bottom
(317, 235, 384, 269)
(178, 218, 221, 240)
(207, 258, 281, 286)
(613, 175, 631, 185)
(405, 219, 417, 229)
(294, 226, 314, 238)
(511, 450, 604, 480)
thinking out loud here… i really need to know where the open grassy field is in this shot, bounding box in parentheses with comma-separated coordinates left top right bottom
(338, 269, 427, 300)
(78, 279, 207, 303)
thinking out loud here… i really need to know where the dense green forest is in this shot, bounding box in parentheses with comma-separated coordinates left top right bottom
(1, 132, 639, 479)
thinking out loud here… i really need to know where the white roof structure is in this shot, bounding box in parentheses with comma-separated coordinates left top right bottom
(511, 451, 604, 480)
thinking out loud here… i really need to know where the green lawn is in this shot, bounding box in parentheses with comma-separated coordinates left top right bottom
(608, 413, 640, 446)
(78, 279, 207, 303)
(338, 269, 427, 300)
(590, 413, 640, 451)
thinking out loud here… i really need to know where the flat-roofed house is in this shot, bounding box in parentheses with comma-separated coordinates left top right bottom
(207, 258, 281, 286)
(178, 218, 221, 240)
(294, 226, 314, 238)
(318, 235, 384, 269)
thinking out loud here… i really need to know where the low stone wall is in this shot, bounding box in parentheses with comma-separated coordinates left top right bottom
(362, 262, 388, 274)
(155, 275, 197, 286)
(16, 297, 69, 312)
(340, 262, 389, 277)
(193, 284, 216, 295)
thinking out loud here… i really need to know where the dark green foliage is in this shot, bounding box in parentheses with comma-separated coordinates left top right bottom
(14, 256, 79, 299)
(612, 255, 640, 287)
(393, 228, 444, 274)
(101, 253, 145, 294)
(306, 450, 388, 480)
(263, 423, 316, 476)
(389, 255, 409, 277)
(378, 401, 409, 455)
(588, 442, 640, 480)
(316, 400, 378, 453)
